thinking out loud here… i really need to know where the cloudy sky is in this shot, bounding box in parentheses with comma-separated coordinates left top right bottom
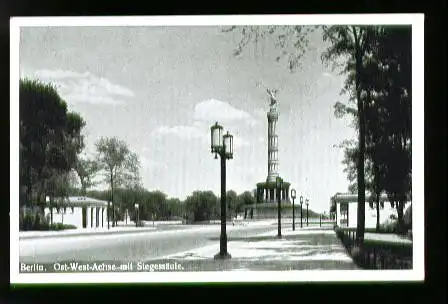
(19, 25, 356, 213)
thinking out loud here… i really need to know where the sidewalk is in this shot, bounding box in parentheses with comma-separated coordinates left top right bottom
(18, 220, 276, 240)
(18, 226, 158, 240)
(152, 227, 358, 271)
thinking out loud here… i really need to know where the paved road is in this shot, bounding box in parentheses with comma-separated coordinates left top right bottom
(19, 224, 277, 264)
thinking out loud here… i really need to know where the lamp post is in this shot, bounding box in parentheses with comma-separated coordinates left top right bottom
(211, 122, 233, 260)
(291, 189, 296, 231)
(134, 203, 139, 227)
(306, 199, 309, 227)
(300, 196, 303, 228)
(276, 177, 283, 238)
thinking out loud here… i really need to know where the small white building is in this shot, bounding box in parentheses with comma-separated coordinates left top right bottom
(333, 193, 411, 229)
(44, 196, 109, 229)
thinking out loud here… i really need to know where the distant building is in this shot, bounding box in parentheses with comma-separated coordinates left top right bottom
(332, 192, 411, 229)
(44, 196, 109, 229)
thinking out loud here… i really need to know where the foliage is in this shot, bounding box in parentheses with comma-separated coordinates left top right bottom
(20, 78, 86, 208)
(324, 26, 412, 237)
(184, 191, 219, 222)
(222, 25, 317, 72)
(74, 155, 100, 195)
(49, 223, 77, 230)
(95, 137, 141, 226)
(19, 207, 49, 231)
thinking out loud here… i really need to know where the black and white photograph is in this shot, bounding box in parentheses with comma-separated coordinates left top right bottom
(10, 14, 424, 284)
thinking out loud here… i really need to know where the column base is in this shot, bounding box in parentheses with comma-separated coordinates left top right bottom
(214, 252, 232, 260)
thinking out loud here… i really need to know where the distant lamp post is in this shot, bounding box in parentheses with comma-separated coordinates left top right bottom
(211, 122, 233, 260)
(116, 207, 120, 227)
(134, 203, 139, 227)
(306, 199, 309, 227)
(276, 177, 283, 238)
(291, 189, 297, 231)
(300, 196, 303, 228)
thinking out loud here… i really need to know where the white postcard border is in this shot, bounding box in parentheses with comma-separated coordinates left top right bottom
(10, 14, 425, 284)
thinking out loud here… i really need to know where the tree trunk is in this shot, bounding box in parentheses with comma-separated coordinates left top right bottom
(26, 166, 33, 207)
(110, 170, 115, 227)
(353, 26, 366, 247)
(376, 192, 380, 232)
(396, 200, 405, 234)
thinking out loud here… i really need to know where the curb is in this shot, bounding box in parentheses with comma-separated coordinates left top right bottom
(19, 223, 274, 241)
(19, 227, 158, 240)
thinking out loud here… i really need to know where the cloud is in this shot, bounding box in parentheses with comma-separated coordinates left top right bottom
(322, 72, 334, 78)
(194, 99, 257, 127)
(27, 69, 135, 105)
(140, 156, 165, 170)
(151, 125, 207, 140)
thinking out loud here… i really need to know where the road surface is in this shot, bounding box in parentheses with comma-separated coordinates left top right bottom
(19, 224, 277, 264)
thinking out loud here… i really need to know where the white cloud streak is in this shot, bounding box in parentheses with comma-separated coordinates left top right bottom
(151, 99, 258, 147)
(26, 69, 135, 105)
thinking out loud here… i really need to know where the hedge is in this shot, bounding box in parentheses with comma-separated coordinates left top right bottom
(335, 227, 413, 269)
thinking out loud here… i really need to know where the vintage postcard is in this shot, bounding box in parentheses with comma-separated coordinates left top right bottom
(10, 14, 424, 284)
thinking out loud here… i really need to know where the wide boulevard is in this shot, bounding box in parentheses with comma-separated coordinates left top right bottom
(19, 223, 277, 264)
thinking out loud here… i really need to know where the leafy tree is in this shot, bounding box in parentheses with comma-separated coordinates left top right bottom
(20, 78, 85, 208)
(74, 156, 100, 196)
(95, 137, 141, 227)
(373, 26, 412, 234)
(226, 190, 238, 218)
(321, 25, 381, 245)
(166, 198, 185, 219)
(184, 191, 219, 222)
(238, 191, 256, 219)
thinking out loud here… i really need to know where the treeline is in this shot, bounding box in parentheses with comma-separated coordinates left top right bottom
(71, 187, 256, 223)
(326, 26, 412, 235)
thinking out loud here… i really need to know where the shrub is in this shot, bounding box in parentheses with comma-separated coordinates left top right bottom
(19, 207, 50, 231)
(335, 228, 412, 269)
(49, 223, 77, 230)
(403, 205, 412, 232)
(380, 219, 398, 233)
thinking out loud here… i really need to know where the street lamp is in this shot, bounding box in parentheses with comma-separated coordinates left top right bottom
(291, 189, 297, 231)
(211, 122, 233, 260)
(300, 195, 303, 228)
(306, 199, 309, 227)
(134, 203, 139, 228)
(276, 177, 283, 238)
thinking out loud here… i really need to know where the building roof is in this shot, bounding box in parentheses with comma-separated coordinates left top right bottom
(333, 192, 411, 204)
(50, 196, 109, 207)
